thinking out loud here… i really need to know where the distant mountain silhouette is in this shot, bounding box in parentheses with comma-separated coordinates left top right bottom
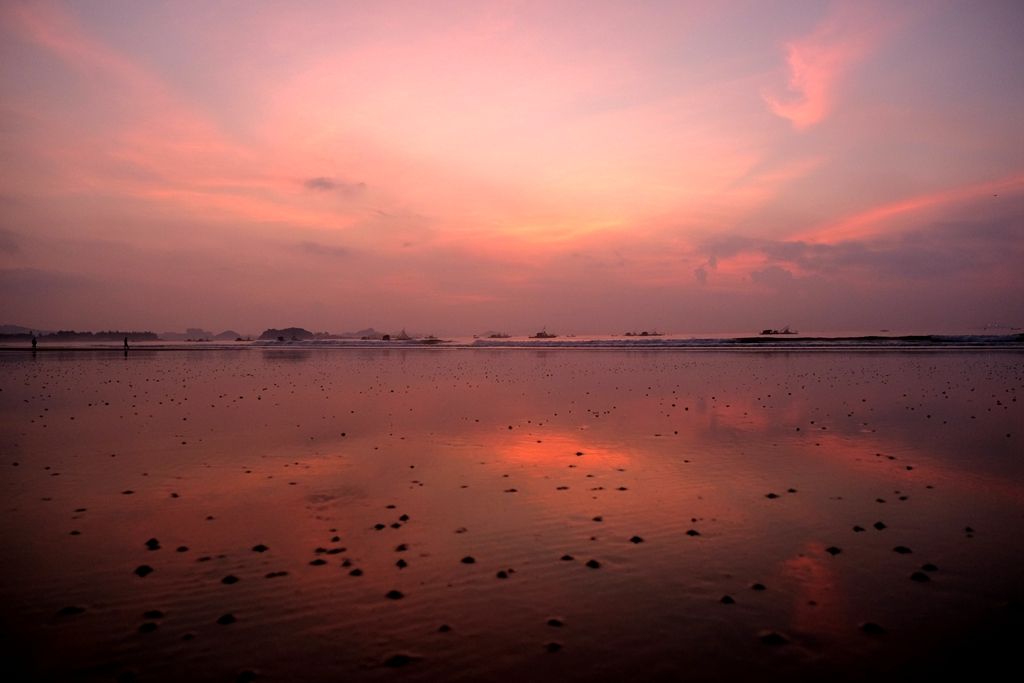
(214, 330, 242, 340)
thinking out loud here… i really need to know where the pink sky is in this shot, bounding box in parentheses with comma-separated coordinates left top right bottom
(1, 0, 1022, 335)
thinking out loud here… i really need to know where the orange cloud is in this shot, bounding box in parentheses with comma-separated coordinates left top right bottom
(796, 173, 1024, 244)
(763, 5, 887, 129)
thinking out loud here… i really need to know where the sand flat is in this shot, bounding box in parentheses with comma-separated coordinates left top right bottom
(1, 349, 1022, 681)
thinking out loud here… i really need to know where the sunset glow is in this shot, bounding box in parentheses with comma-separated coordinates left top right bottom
(2, 0, 1022, 333)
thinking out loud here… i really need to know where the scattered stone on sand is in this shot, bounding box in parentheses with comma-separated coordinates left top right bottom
(384, 654, 418, 668)
(826, 546, 842, 556)
(592, 516, 603, 522)
(921, 563, 939, 572)
(759, 630, 789, 646)
(395, 544, 408, 552)
(585, 559, 601, 569)
(438, 624, 452, 632)
(57, 605, 86, 617)
(630, 535, 644, 543)
(787, 488, 798, 493)
(373, 524, 385, 530)
(685, 529, 700, 537)
(138, 622, 158, 634)
(560, 554, 574, 561)
(461, 556, 476, 564)
(396, 559, 408, 569)
(217, 613, 236, 625)
(545, 642, 562, 653)
(251, 544, 269, 552)
(349, 568, 363, 576)
(910, 571, 930, 583)
(873, 521, 887, 530)
(765, 493, 779, 499)
(751, 583, 766, 591)
(547, 618, 564, 627)
(221, 575, 240, 584)
(720, 595, 736, 605)
(852, 526, 865, 533)
(265, 571, 288, 579)
(176, 546, 189, 553)
(309, 559, 327, 566)
(386, 590, 404, 600)
(144, 538, 160, 551)
(134, 565, 154, 577)
(860, 622, 886, 635)
(399, 514, 409, 521)
(893, 546, 913, 554)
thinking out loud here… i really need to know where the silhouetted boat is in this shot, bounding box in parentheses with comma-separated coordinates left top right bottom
(532, 330, 557, 339)
(760, 326, 798, 335)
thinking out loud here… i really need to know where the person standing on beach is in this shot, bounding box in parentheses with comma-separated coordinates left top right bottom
(123, 336, 129, 351)
(31, 334, 37, 350)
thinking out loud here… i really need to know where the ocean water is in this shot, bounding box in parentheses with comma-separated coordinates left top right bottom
(1, 348, 1022, 682)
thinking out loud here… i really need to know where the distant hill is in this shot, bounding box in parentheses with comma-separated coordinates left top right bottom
(0, 324, 51, 335)
(259, 327, 315, 341)
(214, 330, 242, 340)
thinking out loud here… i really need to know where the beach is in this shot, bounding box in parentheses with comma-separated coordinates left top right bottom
(2, 348, 1022, 682)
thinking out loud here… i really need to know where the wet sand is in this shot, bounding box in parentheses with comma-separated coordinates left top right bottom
(2, 349, 1022, 682)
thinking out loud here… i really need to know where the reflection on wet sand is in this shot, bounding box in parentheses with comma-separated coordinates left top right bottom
(1, 349, 1021, 681)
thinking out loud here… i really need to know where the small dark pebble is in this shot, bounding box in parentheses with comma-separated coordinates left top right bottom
(585, 559, 601, 569)
(222, 575, 240, 584)
(386, 590, 404, 600)
(910, 571, 930, 582)
(860, 622, 886, 635)
(545, 642, 562, 653)
(765, 493, 779, 499)
(176, 546, 189, 553)
(826, 546, 842, 556)
(399, 514, 409, 521)
(893, 546, 912, 554)
(251, 544, 268, 553)
(873, 521, 887, 530)
(759, 630, 789, 646)
(630, 535, 644, 544)
(349, 568, 363, 577)
(265, 571, 288, 579)
(57, 606, 86, 617)
(685, 529, 700, 537)
(560, 554, 574, 561)
(217, 613, 236, 625)
(461, 556, 476, 564)
(720, 595, 735, 605)
(787, 488, 798, 493)
(309, 559, 327, 566)
(592, 516, 603, 522)
(384, 654, 417, 668)
(751, 583, 766, 591)
(396, 559, 408, 569)
(438, 624, 452, 632)
(374, 524, 385, 530)
(134, 565, 154, 577)
(921, 563, 939, 572)
(547, 618, 564, 627)
(396, 544, 408, 552)
(496, 570, 508, 579)
(138, 622, 158, 634)
(852, 526, 865, 533)
(145, 538, 160, 551)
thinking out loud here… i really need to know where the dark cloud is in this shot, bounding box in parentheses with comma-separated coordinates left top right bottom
(0, 228, 19, 254)
(303, 177, 367, 195)
(702, 205, 1024, 283)
(295, 241, 352, 258)
(749, 265, 795, 289)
